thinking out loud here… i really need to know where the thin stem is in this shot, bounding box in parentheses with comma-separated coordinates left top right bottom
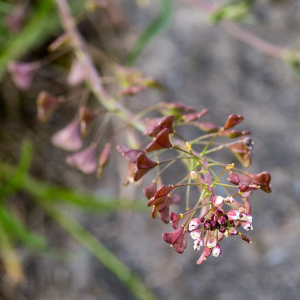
(55, 0, 146, 132)
(186, 0, 289, 60)
(201, 129, 223, 156)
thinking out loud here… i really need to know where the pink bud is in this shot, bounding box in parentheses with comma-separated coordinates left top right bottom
(228, 227, 238, 235)
(189, 171, 198, 180)
(212, 244, 222, 257)
(213, 195, 224, 207)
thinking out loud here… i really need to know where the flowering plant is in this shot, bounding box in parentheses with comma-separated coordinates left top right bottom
(5, 0, 273, 276)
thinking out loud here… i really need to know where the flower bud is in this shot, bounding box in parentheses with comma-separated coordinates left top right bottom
(189, 171, 198, 180)
(213, 195, 224, 207)
(223, 114, 244, 130)
(212, 244, 222, 257)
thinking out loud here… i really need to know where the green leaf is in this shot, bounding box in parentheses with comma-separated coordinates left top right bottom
(0, 202, 47, 250)
(126, 0, 172, 66)
(209, 1, 255, 24)
(0, 140, 33, 198)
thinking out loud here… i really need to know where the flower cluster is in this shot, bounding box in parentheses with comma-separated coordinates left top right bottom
(116, 105, 271, 265)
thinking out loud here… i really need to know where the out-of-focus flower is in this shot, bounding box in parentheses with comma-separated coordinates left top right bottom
(5, 3, 27, 33)
(51, 121, 82, 151)
(79, 106, 99, 137)
(68, 59, 86, 85)
(66, 146, 97, 174)
(8, 61, 39, 90)
(37, 91, 63, 122)
(97, 143, 111, 178)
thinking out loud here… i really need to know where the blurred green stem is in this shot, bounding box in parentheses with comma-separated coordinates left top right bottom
(126, 0, 172, 66)
(37, 199, 156, 300)
(0, 0, 85, 79)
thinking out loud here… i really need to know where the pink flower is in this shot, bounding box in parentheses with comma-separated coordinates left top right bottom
(240, 220, 253, 231)
(194, 239, 203, 251)
(37, 91, 62, 122)
(228, 209, 241, 221)
(212, 244, 222, 257)
(66, 146, 97, 174)
(189, 218, 201, 231)
(51, 121, 82, 151)
(190, 230, 202, 240)
(207, 236, 217, 249)
(8, 61, 38, 90)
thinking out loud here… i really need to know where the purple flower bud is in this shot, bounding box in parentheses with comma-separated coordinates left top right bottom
(219, 227, 226, 233)
(210, 220, 217, 229)
(215, 209, 223, 216)
(217, 216, 227, 226)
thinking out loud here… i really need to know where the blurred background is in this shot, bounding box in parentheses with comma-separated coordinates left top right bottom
(1, 0, 300, 299)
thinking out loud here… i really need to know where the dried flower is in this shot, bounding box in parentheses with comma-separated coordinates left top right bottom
(79, 107, 99, 137)
(145, 128, 173, 152)
(8, 61, 38, 90)
(144, 115, 174, 137)
(223, 114, 244, 130)
(51, 121, 82, 151)
(66, 146, 97, 174)
(162, 226, 187, 254)
(97, 143, 111, 178)
(37, 91, 62, 122)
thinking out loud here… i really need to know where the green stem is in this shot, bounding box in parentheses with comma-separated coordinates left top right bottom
(126, 0, 172, 66)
